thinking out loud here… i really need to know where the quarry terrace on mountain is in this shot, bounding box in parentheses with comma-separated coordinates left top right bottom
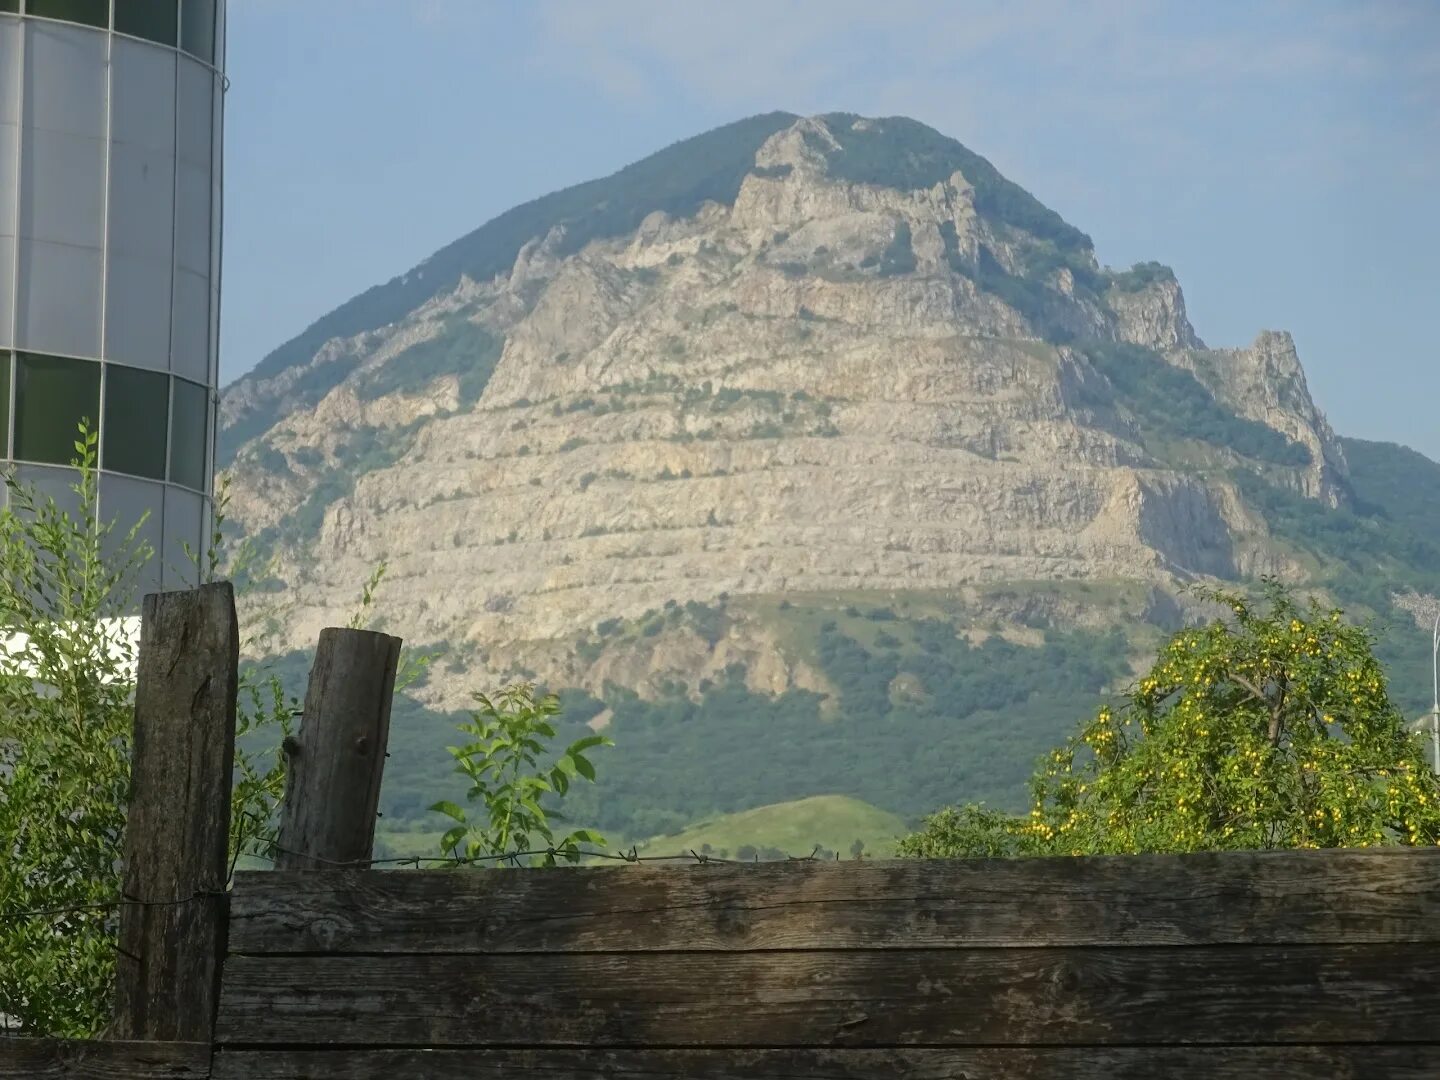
(217, 112, 1440, 846)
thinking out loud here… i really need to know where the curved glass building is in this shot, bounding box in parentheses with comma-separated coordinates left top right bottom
(1, 0, 225, 594)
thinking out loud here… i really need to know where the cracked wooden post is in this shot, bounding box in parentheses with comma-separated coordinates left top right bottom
(113, 582, 239, 1043)
(275, 628, 402, 870)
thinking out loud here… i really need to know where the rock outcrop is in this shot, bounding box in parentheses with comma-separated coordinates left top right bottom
(220, 113, 1346, 705)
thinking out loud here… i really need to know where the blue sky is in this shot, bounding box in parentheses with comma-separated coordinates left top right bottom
(222, 0, 1440, 459)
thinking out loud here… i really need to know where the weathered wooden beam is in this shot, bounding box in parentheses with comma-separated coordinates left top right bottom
(274, 628, 401, 871)
(113, 583, 238, 1044)
(0, 1039, 211, 1079)
(208, 1046, 1440, 1080)
(215, 943, 1439, 1048)
(226, 847, 1440, 955)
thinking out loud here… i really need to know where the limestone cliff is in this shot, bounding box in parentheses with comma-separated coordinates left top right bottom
(221, 113, 1352, 707)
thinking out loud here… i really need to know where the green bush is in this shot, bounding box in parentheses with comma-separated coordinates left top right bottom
(901, 583, 1440, 857)
(431, 685, 611, 866)
(0, 431, 290, 1035)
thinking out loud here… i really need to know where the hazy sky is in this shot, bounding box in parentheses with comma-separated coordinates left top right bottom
(223, 0, 1440, 458)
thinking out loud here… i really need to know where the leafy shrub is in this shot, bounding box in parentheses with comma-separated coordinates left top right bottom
(901, 583, 1440, 856)
(0, 433, 290, 1035)
(431, 685, 611, 866)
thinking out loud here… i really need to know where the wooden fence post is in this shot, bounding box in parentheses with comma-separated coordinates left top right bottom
(113, 582, 238, 1043)
(275, 628, 402, 870)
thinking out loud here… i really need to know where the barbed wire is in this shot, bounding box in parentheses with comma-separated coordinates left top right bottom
(260, 840, 830, 870)
(1, 843, 835, 923)
(2, 887, 228, 922)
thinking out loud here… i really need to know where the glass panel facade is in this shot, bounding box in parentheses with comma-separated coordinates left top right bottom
(171, 266, 209, 380)
(0, 351, 10, 455)
(104, 251, 173, 370)
(99, 470, 164, 596)
(5, 0, 222, 604)
(175, 55, 212, 167)
(14, 352, 100, 465)
(107, 139, 176, 262)
(23, 20, 107, 139)
(110, 36, 177, 154)
(0, 122, 17, 234)
(114, 1, 179, 47)
(169, 375, 207, 490)
(19, 125, 106, 249)
(0, 236, 13, 349)
(162, 482, 203, 589)
(0, 21, 18, 124)
(26, 0, 109, 31)
(15, 237, 103, 357)
(103, 363, 169, 479)
(180, 0, 215, 64)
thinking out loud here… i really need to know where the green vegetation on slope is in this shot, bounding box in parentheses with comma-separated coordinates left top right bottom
(1107, 260, 1177, 293)
(633, 795, 907, 860)
(218, 355, 361, 465)
(371, 607, 1134, 842)
(902, 582, 1440, 857)
(246, 112, 800, 387)
(355, 315, 503, 407)
(935, 222, 1094, 337)
(819, 113, 1093, 252)
(1341, 437, 1440, 546)
(1231, 450, 1440, 720)
(238, 420, 424, 565)
(238, 111, 1101, 410)
(1079, 341, 1312, 467)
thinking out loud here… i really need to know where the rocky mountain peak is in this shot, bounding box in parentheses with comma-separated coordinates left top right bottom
(216, 112, 1381, 706)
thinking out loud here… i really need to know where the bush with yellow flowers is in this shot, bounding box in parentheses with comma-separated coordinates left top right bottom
(900, 580, 1440, 857)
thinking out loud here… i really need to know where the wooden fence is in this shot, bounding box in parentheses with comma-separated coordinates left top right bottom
(4, 584, 1440, 1079)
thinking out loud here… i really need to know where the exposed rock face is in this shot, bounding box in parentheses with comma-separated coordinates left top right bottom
(1174, 330, 1347, 503)
(1108, 277, 1201, 351)
(221, 113, 1344, 703)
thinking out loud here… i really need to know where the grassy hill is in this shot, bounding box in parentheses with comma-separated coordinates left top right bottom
(629, 795, 909, 861)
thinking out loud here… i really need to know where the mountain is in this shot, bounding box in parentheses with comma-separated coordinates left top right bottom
(221, 113, 1440, 840)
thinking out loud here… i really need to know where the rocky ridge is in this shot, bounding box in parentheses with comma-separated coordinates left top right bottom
(222, 113, 1354, 709)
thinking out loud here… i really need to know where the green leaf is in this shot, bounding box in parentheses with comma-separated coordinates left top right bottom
(430, 800, 468, 823)
(568, 734, 612, 753)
